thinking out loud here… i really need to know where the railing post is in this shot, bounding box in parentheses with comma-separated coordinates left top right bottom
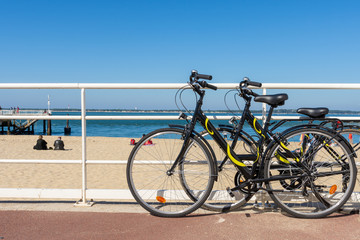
(75, 88, 93, 206)
(262, 88, 267, 125)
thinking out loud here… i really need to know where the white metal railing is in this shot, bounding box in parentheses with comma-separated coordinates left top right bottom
(1, 83, 360, 206)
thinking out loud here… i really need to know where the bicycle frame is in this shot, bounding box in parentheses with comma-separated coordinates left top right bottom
(210, 90, 309, 184)
(169, 80, 353, 195)
(169, 85, 278, 181)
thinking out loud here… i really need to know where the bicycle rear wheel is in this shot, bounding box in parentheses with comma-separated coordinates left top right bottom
(339, 128, 360, 211)
(264, 128, 357, 218)
(200, 128, 256, 212)
(127, 128, 215, 217)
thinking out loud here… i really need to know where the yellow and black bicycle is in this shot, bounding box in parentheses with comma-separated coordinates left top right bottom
(127, 70, 357, 218)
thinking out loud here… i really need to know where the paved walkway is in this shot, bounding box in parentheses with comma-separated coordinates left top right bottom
(0, 201, 359, 240)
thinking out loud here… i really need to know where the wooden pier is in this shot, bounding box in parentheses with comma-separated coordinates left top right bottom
(0, 110, 52, 135)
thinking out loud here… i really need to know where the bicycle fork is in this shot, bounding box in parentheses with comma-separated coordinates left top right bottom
(166, 125, 195, 176)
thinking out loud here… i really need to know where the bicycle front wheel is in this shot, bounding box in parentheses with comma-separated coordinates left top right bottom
(127, 128, 215, 217)
(264, 128, 357, 218)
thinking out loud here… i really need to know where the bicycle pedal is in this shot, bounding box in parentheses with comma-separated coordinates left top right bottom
(226, 187, 235, 198)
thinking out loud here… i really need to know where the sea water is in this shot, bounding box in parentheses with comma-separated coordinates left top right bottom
(31, 111, 360, 140)
(36, 111, 238, 138)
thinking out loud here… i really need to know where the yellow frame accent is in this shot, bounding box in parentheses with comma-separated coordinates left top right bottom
(275, 152, 290, 164)
(227, 144, 246, 167)
(205, 118, 214, 135)
(253, 118, 265, 138)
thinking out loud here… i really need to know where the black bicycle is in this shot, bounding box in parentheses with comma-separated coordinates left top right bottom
(127, 70, 357, 218)
(199, 98, 351, 213)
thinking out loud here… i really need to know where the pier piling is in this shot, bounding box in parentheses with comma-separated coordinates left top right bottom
(64, 119, 71, 135)
(0, 110, 50, 135)
(47, 120, 52, 135)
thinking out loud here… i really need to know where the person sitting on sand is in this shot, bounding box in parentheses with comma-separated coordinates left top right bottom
(33, 135, 48, 150)
(54, 137, 65, 150)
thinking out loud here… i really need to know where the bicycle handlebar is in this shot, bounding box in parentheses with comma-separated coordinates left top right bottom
(190, 70, 217, 91)
(239, 77, 262, 98)
(198, 81, 218, 90)
(243, 88, 259, 97)
(247, 81, 262, 87)
(190, 70, 212, 80)
(197, 74, 213, 80)
(241, 78, 262, 88)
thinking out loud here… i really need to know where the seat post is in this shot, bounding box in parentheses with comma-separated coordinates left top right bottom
(263, 105, 275, 132)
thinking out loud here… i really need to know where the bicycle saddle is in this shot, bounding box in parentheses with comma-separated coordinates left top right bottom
(296, 107, 329, 118)
(254, 94, 288, 107)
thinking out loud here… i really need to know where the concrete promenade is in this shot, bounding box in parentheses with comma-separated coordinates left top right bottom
(0, 201, 359, 240)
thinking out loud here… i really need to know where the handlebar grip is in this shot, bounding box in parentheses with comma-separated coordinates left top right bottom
(247, 81, 262, 87)
(244, 88, 259, 97)
(197, 74, 213, 80)
(205, 83, 217, 91)
(199, 81, 217, 90)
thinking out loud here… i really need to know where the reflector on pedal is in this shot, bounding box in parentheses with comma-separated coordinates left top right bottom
(156, 196, 166, 203)
(329, 185, 337, 194)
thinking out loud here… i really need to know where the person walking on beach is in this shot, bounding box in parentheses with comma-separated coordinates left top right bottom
(33, 135, 48, 150)
(54, 137, 65, 150)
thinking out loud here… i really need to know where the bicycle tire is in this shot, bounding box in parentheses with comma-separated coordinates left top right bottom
(341, 128, 360, 156)
(264, 127, 357, 218)
(127, 128, 216, 217)
(339, 128, 360, 211)
(197, 128, 257, 212)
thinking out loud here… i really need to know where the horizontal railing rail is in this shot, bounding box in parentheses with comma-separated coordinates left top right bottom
(0, 82, 360, 207)
(1, 115, 360, 121)
(2, 82, 360, 89)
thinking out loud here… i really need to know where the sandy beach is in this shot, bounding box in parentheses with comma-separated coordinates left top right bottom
(0, 135, 138, 189)
(0, 135, 359, 207)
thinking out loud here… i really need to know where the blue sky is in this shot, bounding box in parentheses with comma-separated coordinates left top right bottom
(1, 0, 360, 111)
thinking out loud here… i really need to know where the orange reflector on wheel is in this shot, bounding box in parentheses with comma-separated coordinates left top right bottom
(329, 185, 337, 194)
(156, 196, 166, 203)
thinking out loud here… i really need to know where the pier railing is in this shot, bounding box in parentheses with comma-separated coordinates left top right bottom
(0, 110, 47, 115)
(0, 83, 360, 206)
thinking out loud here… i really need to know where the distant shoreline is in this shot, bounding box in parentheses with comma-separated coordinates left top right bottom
(4, 108, 360, 115)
